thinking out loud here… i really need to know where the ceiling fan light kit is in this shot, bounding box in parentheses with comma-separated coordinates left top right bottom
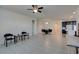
(33, 9, 38, 13)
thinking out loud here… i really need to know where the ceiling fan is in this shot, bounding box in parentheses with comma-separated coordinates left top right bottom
(27, 5, 43, 13)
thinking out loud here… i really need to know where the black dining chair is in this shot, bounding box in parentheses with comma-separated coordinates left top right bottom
(62, 29, 67, 34)
(21, 32, 29, 40)
(4, 33, 15, 47)
(48, 29, 52, 33)
(42, 29, 48, 34)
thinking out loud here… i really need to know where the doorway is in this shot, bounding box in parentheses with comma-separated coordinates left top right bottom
(62, 21, 76, 36)
(32, 20, 35, 35)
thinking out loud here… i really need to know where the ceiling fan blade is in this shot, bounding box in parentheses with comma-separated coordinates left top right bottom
(38, 7, 43, 9)
(38, 10, 42, 13)
(27, 9, 32, 10)
(32, 5, 34, 8)
(32, 5, 38, 8)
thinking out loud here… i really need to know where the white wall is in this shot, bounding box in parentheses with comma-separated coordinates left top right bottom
(37, 18, 62, 35)
(0, 8, 37, 44)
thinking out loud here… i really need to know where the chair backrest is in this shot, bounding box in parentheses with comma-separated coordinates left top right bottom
(42, 29, 45, 32)
(21, 32, 27, 34)
(48, 29, 52, 32)
(4, 33, 13, 39)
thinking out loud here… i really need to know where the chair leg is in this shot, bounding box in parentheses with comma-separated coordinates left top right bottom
(14, 36, 16, 43)
(19, 36, 20, 40)
(5, 40, 7, 47)
(21, 36, 23, 41)
(28, 36, 29, 39)
(14, 39, 16, 44)
(24, 36, 25, 40)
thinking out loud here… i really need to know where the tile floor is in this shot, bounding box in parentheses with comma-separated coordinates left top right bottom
(0, 33, 79, 54)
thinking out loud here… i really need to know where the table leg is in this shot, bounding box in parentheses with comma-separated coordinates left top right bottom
(76, 47, 78, 54)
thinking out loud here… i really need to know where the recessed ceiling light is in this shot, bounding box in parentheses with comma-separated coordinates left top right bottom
(70, 16, 73, 18)
(45, 22, 48, 25)
(73, 12, 76, 14)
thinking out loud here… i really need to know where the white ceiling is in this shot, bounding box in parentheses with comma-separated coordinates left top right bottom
(0, 5, 79, 19)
